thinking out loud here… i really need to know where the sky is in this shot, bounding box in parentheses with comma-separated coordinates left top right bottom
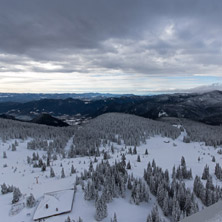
(0, 0, 222, 94)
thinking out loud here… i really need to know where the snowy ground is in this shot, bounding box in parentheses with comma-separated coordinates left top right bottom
(1, 127, 222, 222)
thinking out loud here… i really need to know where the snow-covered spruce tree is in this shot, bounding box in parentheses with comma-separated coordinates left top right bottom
(61, 168, 65, 178)
(11, 143, 16, 151)
(202, 164, 210, 180)
(162, 192, 169, 216)
(77, 217, 83, 222)
(89, 161, 94, 172)
(65, 216, 71, 222)
(7, 185, 14, 193)
(84, 180, 96, 201)
(137, 154, 141, 162)
(127, 177, 133, 190)
(126, 161, 131, 169)
(3, 151, 7, 158)
(183, 136, 191, 143)
(68, 144, 76, 158)
(172, 196, 181, 222)
(26, 193, 36, 208)
(111, 212, 117, 222)
(121, 154, 126, 166)
(131, 178, 149, 205)
(95, 196, 108, 221)
(147, 205, 161, 222)
(41, 163, 46, 172)
(14, 140, 18, 146)
(27, 156, 31, 164)
(157, 183, 165, 208)
(193, 176, 205, 201)
(128, 147, 132, 154)
(47, 156, 50, 166)
(12, 187, 22, 204)
(50, 167, 55, 177)
(1, 183, 8, 194)
(71, 164, 76, 174)
(175, 159, 192, 180)
(215, 163, 222, 180)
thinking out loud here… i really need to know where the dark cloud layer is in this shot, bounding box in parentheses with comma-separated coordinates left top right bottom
(0, 0, 222, 92)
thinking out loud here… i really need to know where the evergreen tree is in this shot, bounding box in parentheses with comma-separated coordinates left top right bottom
(71, 164, 76, 174)
(172, 196, 181, 222)
(1, 183, 8, 194)
(137, 155, 141, 162)
(113, 212, 117, 222)
(61, 168, 65, 178)
(121, 154, 126, 166)
(12, 187, 22, 204)
(202, 165, 210, 180)
(215, 163, 222, 180)
(89, 161, 93, 172)
(50, 167, 55, 177)
(111, 145, 114, 154)
(126, 161, 131, 170)
(181, 156, 186, 167)
(26, 193, 36, 208)
(84, 181, 96, 201)
(157, 183, 165, 208)
(47, 156, 50, 166)
(27, 156, 31, 164)
(65, 216, 71, 222)
(95, 196, 108, 221)
(11, 143, 16, 151)
(41, 163, 46, 172)
(77, 217, 83, 222)
(162, 193, 169, 216)
(68, 145, 76, 158)
(127, 177, 132, 190)
(3, 151, 7, 159)
(147, 205, 161, 222)
(128, 147, 132, 154)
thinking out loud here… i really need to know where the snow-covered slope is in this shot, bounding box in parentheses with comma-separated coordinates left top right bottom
(1, 114, 222, 222)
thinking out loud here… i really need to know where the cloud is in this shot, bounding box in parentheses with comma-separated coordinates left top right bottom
(0, 0, 222, 93)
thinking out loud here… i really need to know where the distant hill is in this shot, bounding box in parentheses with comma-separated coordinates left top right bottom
(0, 113, 68, 127)
(0, 114, 16, 120)
(31, 113, 69, 127)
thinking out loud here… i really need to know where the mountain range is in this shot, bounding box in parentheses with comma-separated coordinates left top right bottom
(0, 92, 134, 103)
(0, 90, 222, 125)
